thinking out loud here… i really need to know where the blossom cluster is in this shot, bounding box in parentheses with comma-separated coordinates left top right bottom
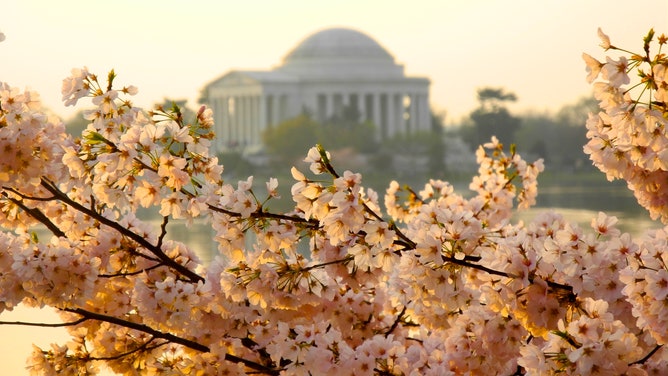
(583, 28, 668, 222)
(0, 29, 667, 375)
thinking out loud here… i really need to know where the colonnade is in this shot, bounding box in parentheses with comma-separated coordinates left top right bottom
(210, 94, 288, 151)
(209, 90, 430, 152)
(314, 91, 430, 139)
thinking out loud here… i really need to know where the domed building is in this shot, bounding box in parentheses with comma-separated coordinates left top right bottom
(200, 27, 431, 153)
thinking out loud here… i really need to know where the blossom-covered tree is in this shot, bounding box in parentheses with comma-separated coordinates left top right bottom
(0, 29, 667, 375)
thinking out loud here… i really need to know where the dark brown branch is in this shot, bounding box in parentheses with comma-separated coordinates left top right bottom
(0, 317, 88, 327)
(302, 256, 353, 273)
(208, 204, 319, 227)
(40, 178, 203, 284)
(61, 308, 209, 350)
(157, 215, 169, 250)
(441, 253, 575, 295)
(61, 307, 281, 375)
(99, 262, 163, 278)
(442, 255, 510, 278)
(385, 304, 409, 337)
(2, 186, 56, 201)
(386, 220, 417, 250)
(90, 337, 166, 361)
(631, 344, 663, 365)
(1, 191, 65, 238)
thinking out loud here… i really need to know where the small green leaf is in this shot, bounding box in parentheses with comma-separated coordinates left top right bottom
(84, 131, 107, 144)
(107, 69, 116, 91)
(316, 144, 330, 164)
(644, 28, 655, 54)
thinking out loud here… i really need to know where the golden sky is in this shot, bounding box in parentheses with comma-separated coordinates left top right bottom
(2, 0, 667, 124)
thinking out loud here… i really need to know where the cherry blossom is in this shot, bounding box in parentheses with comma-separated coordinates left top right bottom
(1, 29, 668, 376)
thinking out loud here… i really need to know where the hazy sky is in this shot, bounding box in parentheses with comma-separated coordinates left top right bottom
(2, 1, 667, 125)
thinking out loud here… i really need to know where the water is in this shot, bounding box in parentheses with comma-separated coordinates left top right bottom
(527, 176, 662, 234)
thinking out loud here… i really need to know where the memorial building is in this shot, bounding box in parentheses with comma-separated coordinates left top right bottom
(200, 27, 431, 154)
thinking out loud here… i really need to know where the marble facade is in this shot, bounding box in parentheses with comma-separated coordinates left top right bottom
(200, 28, 431, 154)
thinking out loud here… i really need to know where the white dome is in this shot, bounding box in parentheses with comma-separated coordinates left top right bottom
(283, 28, 393, 62)
(278, 27, 404, 79)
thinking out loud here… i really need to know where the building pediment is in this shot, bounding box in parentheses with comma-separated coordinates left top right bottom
(206, 70, 299, 90)
(210, 71, 261, 87)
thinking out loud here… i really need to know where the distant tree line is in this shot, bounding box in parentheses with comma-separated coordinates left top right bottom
(455, 87, 597, 173)
(262, 106, 448, 179)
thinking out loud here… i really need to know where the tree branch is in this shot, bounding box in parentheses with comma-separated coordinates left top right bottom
(0, 317, 88, 327)
(157, 215, 169, 250)
(631, 344, 663, 365)
(61, 307, 282, 375)
(441, 253, 575, 296)
(442, 255, 510, 278)
(208, 204, 319, 227)
(90, 337, 166, 362)
(385, 304, 409, 337)
(1, 191, 65, 238)
(40, 178, 204, 284)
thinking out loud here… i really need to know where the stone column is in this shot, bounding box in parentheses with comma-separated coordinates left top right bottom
(399, 93, 406, 135)
(387, 93, 402, 137)
(271, 94, 281, 126)
(410, 93, 418, 133)
(238, 96, 245, 146)
(228, 96, 235, 147)
(242, 96, 248, 145)
(248, 96, 254, 146)
(379, 93, 388, 139)
(232, 96, 240, 146)
(223, 97, 229, 146)
(266, 95, 273, 128)
(355, 93, 363, 121)
(251, 95, 259, 147)
(250, 96, 256, 144)
(373, 93, 382, 137)
(386, 93, 395, 137)
(419, 94, 430, 132)
(244, 96, 252, 146)
(258, 95, 267, 143)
